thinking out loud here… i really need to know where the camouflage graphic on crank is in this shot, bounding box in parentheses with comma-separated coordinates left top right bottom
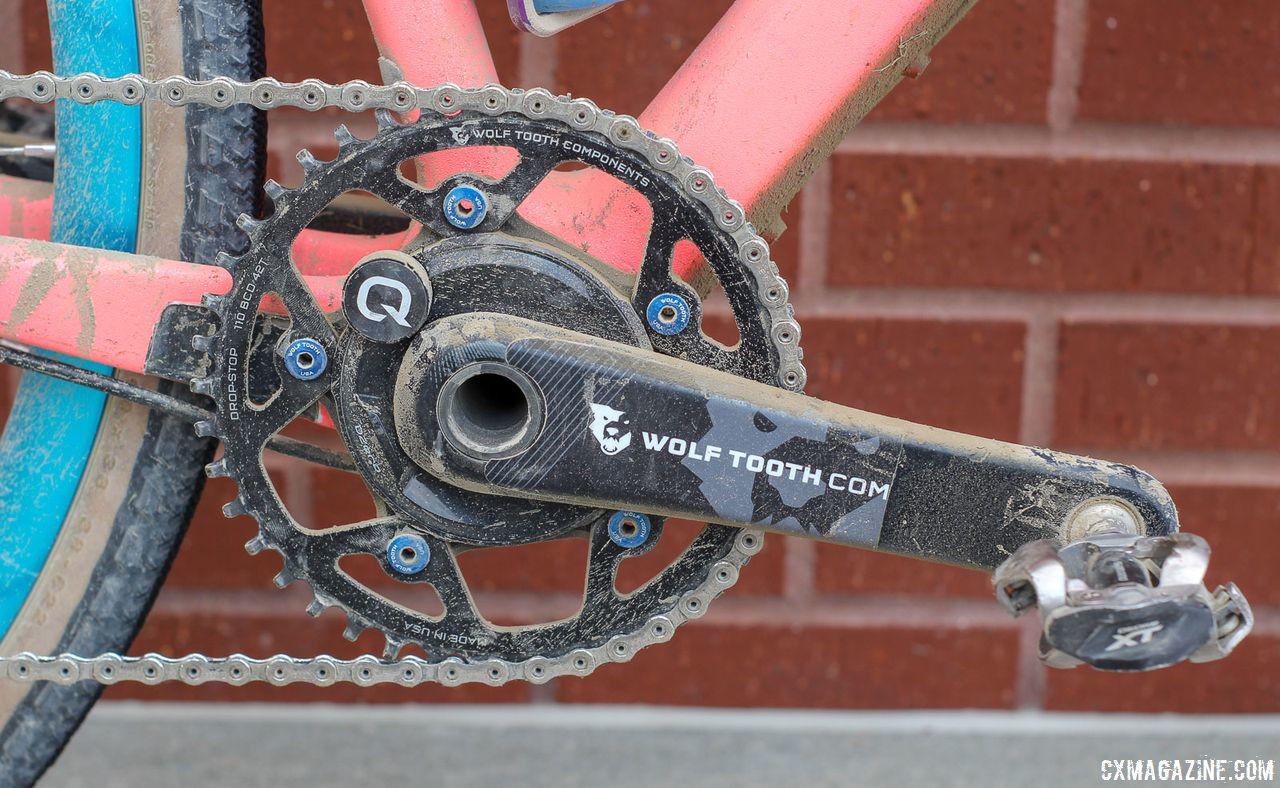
(398, 319, 903, 546)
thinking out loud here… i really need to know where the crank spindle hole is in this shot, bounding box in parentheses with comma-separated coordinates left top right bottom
(455, 373, 527, 438)
(438, 363, 544, 460)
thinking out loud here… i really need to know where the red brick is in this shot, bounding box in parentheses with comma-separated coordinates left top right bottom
(801, 317, 1026, 442)
(869, 0, 1052, 124)
(827, 154, 1262, 294)
(554, 0, 734, 116)
(1166, 485, 1280, 608)
(1256, 168, 1280, 295)
(769, 194, 801, 289)
(263, 0, 519, 86)
(293, 465, 378, 530)
(455, 537, 588, 595)
(814, 543, 994, 598)
(1044, 622, 1280, 713)
(112, 601, 528, 703)
(1054, 323, 1280, 451)
(166, 476, 280, 589)
(20, 0, 50, 72)
(556, 615, 1020, 708)
(1078, 0, 1280, 127)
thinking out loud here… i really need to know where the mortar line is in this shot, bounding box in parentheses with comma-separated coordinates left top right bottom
(789, 288, 1280, 325)
(1013, 616, 1048, 710)
(1053, 449, 1280, 488)
(1047, 0, 1088, 132)
(839, 122, 1280, 165)
(782, 538, 816, 602)
(795, 160, 832, 297)
(1018, 314, 1060, 448)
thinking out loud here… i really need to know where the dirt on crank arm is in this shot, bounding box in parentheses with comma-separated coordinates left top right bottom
(393, 313, 1179, 571)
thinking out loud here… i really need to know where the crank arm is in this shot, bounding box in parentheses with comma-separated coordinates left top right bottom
(394, 313, 1179, 571)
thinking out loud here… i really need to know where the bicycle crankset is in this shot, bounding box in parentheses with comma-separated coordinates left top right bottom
(0, 72, 1254, 687)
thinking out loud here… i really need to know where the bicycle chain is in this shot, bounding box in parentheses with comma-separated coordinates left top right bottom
(0, 68, 803, 687)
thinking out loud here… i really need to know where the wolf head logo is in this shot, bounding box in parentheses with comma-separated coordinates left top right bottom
(450, 126, 470, 145)
(589, 403, 632, 455)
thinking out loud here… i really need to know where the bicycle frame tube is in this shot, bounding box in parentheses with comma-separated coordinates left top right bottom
(0, 0, 975, 370)
(0, 175, 409, 277)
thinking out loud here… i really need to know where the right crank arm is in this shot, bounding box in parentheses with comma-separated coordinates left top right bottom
(394, 313, 1180, 570)
(377, 313, 1252, 671)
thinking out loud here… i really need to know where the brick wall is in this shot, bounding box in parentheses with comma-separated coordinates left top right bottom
(12, 0, 1280, 711)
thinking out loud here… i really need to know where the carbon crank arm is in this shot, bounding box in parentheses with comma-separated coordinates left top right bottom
(383, 312, 1252, 672)
(391, 312, 1175, 571)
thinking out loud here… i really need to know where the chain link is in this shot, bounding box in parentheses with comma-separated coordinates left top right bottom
(0, 68, 799, 686)
(0, 69, 423, 113)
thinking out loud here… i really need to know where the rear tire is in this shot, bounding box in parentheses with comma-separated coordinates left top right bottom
(0, 2, 265, 785)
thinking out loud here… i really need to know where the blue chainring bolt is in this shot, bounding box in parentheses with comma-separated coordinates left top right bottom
(282, 338, 328, 381)
(646, 293, 691, 335)
(608, 511, 652, 549)
(387, 533, 431, 575)
(442, 184, 489, 230)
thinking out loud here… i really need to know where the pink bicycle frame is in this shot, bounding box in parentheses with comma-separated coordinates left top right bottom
(0, 0, 975, 373)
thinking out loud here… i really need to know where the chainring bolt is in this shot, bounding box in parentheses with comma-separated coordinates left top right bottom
(608, 511, 652, 549)
(283, 338, 328, 380)
(387, 533, 431, 575)
(443, 184, 489, 230)
(646, 293, 691, 335)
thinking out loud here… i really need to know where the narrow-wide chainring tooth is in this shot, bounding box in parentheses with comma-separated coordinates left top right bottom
(235, 213, 263, 238)
(213, 250, 240, 272)
(333, 123, 358, 150)
(295, 148, 322, 173)
(189, 376, 215, 397)
(191, 333, 218, 353)
(205, 458, 230, 478)
(244, 532, 267, 555)
(342, 620, 365, 642)
(262, 178, 287, 202)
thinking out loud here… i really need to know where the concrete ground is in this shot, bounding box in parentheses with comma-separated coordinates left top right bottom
(42, 703, 1280, 787)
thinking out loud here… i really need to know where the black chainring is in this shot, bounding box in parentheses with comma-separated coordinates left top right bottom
(205, 103, 785, 666)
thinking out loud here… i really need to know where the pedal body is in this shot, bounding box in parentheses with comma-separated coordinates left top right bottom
(995, 531, 1253, 671)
